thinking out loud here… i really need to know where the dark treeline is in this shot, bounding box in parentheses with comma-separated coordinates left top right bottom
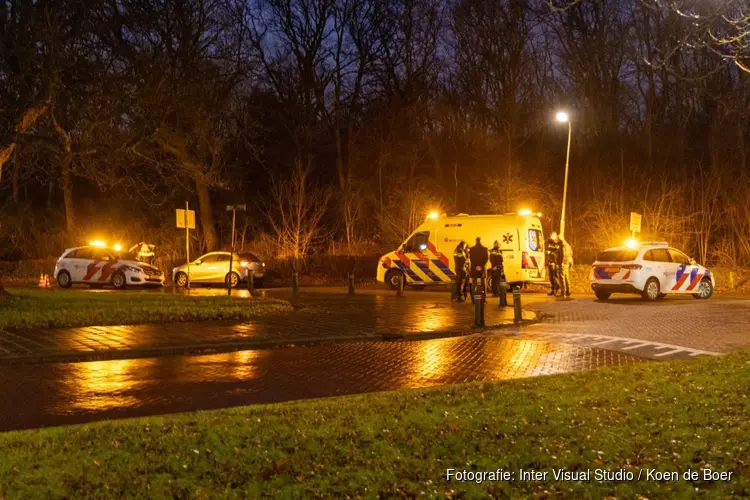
(2, 0, 750, 265)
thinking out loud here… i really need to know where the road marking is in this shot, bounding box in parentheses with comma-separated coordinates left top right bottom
(621, 343, 650, 350)
(653, 348, 684, 357)
(590, 339, 618, 346)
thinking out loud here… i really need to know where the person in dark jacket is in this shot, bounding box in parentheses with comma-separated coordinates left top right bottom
(489, 240, 504, 297)
(469, 237, 489, 299)
(545, 232, 563, 296)
(453, 241, 468, 302)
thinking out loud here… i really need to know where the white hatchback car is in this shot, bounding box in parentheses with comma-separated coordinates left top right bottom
(53, 246, 165, 289)
(590, 242, 714, 301)
(172, 251, 265, 288)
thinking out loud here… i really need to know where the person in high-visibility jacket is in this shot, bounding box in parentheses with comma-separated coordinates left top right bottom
(453, 241, 468, 302)
(489, 240, 504, 297)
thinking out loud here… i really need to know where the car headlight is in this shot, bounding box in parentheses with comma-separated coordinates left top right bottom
(121, 265, 141, 273)
(240, 261, 248, 267)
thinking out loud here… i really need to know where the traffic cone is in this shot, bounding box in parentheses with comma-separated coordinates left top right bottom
(44, 274, 51, 288)
(38, 273, 46, 288)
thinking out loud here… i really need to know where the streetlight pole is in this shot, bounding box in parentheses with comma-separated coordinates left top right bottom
(556, 112, 572, 239)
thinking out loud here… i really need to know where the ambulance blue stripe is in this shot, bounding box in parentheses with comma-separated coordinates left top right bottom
(395, 260, 422, 282)
(414, 261, 442, 282)
(432, 259, 455, 279)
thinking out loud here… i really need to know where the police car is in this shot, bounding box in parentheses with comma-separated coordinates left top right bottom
(590, 241, 714, 301)
(53, 244, 165, 289)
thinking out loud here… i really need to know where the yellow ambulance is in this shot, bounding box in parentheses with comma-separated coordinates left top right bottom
(376, 212, 547, 290)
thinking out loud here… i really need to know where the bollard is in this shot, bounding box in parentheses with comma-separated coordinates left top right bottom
(474, 291, 485, 327)
(730, 271, 736, 291)
(292, 269, 300, 295)
(513, 287, 522, 325)
(348, 272, 355, 295)
(247, 271, 255, 295)
(397, 275, 404, 296)
(498, 280, 508, 307)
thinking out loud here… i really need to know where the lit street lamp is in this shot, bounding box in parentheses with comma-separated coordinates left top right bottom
(556, 111, 572, 239)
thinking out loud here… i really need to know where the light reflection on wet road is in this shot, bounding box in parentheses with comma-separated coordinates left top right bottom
(0, 335, 642, 432)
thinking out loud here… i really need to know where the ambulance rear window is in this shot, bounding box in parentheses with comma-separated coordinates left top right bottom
(528, 230, 542, 251)
(597, 250, 638, 262)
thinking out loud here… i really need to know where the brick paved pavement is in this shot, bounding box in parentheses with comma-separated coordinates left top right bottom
(0, 288, 534, 364)
(524, 295, 750, 353)
(0, 334, 642, 431)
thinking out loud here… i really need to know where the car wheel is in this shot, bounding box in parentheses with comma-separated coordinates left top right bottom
(225, 271, 240, 288)
(594, 290, 611, 301)
(385, 269, 405, 290)
(111, 271, 127, 290)
(174, 272, 188, 288)
(57, 271, 72, 289)
(642, 278, 660, 301)
(692, 279, 713, 300)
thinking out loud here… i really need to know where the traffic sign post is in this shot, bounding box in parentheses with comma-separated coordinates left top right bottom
(630, 212, 642, 239)
(176, 205, 196, 289)
(226, 204, 247, 296)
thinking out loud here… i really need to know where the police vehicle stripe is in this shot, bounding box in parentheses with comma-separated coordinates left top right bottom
(595, 267, 610, 280)
(414, 260, 442, 282)
(394, 259, 422, 282)
(432, 259, 455, 279)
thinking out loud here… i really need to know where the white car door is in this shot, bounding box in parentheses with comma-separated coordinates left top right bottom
(668, 248, 698, 294)
(649, 248, 676, 292)
(66, 248, 94, 282)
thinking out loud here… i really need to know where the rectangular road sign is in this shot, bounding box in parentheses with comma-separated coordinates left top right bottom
(226, 204, 247, 211)
(176, 209, 196, 229)
(630, 212, 642, 233)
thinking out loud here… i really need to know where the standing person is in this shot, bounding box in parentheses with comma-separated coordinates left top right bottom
(469, 237, 489, 300)
(545, 232, 563, 296)
(561, 237, 573, 297)
(453, 241, 468, 302)
(489, 240, 504, 297)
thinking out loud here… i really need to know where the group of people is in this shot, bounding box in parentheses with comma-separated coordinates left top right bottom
(545, 231, 573, 297)
(452, 237, 505, 302)
(450, 232, 573, 301)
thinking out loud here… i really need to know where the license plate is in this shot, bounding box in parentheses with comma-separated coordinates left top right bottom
(605, 267, 620, 273)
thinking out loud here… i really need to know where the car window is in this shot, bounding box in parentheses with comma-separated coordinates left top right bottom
(528, 229, 543, 251)
(214, 253, 231, 262)
(668, 249, 690, 265)
(596, 249, 638, 262)
(404, 231, 430, 252)
(239, 253, 260, 262)
(72, 248, 93, 260)
(644, 249, 671, 262)
(199, 254, 218, 263)
(91, 249, 114, 261)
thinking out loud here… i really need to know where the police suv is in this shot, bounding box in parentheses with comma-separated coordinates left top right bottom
(590, 242, 714, 301)
(53, 245, 165, 289)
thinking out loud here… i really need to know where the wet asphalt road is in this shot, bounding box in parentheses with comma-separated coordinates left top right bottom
(0, 334, 642, 432)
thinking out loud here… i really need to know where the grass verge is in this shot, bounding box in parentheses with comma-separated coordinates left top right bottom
(1, 352, 750, 498)
(0, 289, 293, 330)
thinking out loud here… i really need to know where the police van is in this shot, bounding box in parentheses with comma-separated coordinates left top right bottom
(376, 212, 547, 290)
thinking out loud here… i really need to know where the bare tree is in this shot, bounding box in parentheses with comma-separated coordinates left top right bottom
(265, 161, 331, 261)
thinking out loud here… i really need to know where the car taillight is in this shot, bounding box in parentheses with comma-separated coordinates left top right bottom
(521, 251, 531, 269)
(622, 264, 642, 270)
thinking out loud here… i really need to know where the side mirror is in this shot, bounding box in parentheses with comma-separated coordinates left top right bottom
(194, 259, 202, 265)
(689, 258, 697, 265)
